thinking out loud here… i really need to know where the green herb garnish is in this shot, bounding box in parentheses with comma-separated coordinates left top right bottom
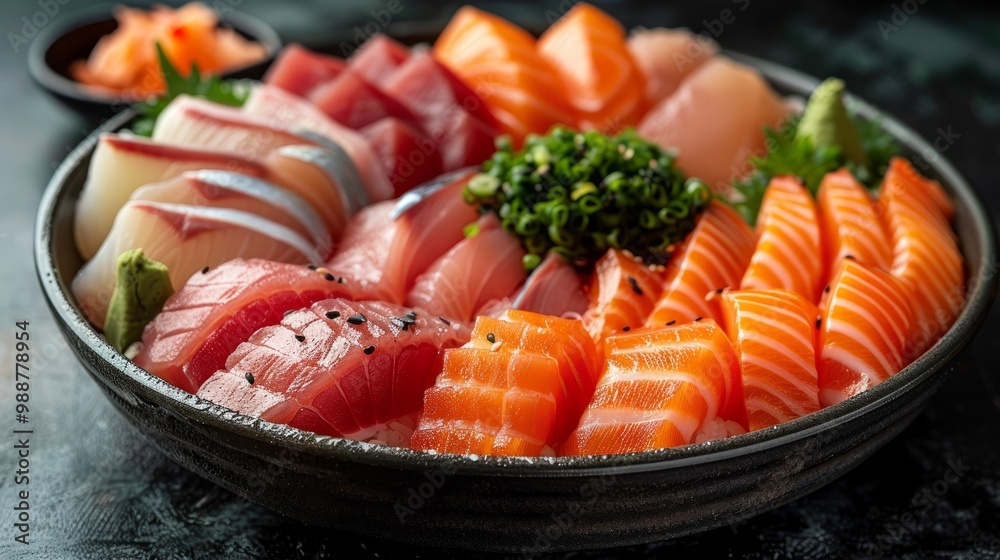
(464, 127, 711, 271)
(132, 43, 250, 137)
(731, 78, 898, 225)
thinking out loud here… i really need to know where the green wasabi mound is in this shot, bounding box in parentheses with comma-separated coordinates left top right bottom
(795, 77, 868, 167)
(103, 249, 174, 353)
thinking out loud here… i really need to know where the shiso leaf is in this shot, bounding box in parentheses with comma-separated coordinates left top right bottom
(132, 43, 250, 137)
(730, 78, 899, 225)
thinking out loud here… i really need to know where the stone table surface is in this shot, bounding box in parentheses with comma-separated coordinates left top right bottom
(0, 1, 998, 558)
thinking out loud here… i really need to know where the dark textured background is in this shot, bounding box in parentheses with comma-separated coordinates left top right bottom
(1, 1, 999, 558)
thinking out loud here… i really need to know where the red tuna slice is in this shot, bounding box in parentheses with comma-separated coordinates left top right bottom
(310, 68, 424, 131)
(326, 170, 479, 303)
(264, 44, 346, 98)
(361, 117, 443, 197)
(348, 34, 411, 87)
(435, 110, 500, 172)
(406, 214, 527, 323)
(135, 259, 359, 394)
(196, 299, 470, 445)
(512, 253, 589, 319)
(383, 52, 500, 170)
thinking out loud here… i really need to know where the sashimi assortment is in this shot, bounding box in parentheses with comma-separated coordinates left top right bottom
(69, 3, 967, 457)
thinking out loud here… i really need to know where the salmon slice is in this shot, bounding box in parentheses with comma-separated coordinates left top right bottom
(817, 169, 892, 274)
(511, 253, 589, 319)
(561, 320, 741, 455)
(882, 157, 955, 224)
(135, 259, 358, 394)
(881, 157, 956, 240)
(73, 202, 322, 329)
(73, 133, 271, 261)
(880, 159, 964, 358)
(740, 177, 823, 301)
(719, 289, 820, 431)
(326, 171, 479, 303)
(582, 249, 663, 343)
(817, 259, 912, 407)
(410, 311, 595, 456)
(410, 347, 563, 456)
(627, 28, 718, 107)
(197, 299, 469, 446)
(638, 57, 790, 193)
(646, 202, 756, 327)
(537, 3, 647, 133)
(466, 311, 599, 443)
(405, 215, 527, 323)
(131, 170, 334, 259)
(433, 6, 577, 144)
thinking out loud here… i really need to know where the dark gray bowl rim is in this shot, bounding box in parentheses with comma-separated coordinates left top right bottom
(26, 3, 282, 107)
(35, 53, 997, 478)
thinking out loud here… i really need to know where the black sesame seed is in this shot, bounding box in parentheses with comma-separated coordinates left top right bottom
(337, 276, 345, 284)
(666, 320, 676, 326)
(283, 309, 295, 318)
(815, 316, 822, 329)
(824, 285, 831, 294)
(244, 372, 255, 385)
(347, 313, 367, 325)
(405, 311, 417, 320)
(627, 276, 643, 296)
(694, 316, 703, 322)
(844, 254, 856, 260)
(622, 326, 631, 332)
(486, 332, 496, 344)
(294, 334, 305, 342)
(307, 264, 317, 271)
(325, 310, 341, 320)
(437, 316, 451, 326)
(324, 273, 336, 281)
(715, 287, 725, 294)
(201, 266, 210, 274)
(363, 345, 375, 355)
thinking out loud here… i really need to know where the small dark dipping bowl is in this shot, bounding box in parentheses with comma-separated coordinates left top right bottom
(27, 3, 281, 117)
(35, 47, 996, 552)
